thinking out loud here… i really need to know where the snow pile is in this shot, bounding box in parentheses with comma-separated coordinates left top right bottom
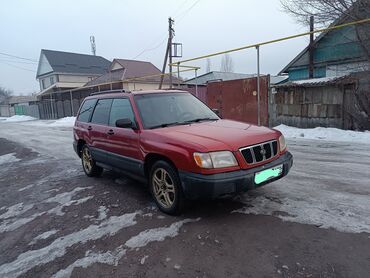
(24, 116, 76, 127)
(275, 124, 370, 144)
(0, 115, 36, 122)
(48, 117, 76, 127)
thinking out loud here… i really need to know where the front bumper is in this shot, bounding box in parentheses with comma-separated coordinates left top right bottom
(179, 151, 293, 200)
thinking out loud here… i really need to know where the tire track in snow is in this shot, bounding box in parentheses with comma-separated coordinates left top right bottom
(0, 211, 141, 278)
(0, 187, 94, 233)
(51, 218, 200, 278)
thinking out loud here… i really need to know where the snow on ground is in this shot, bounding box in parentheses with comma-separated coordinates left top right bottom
(0, 153, 21, 165)
(275, 124, 370, 144)
(0, 121, 75, 159)
(22, 117, 76, 127)
(51, 248, 127, 278)
(0, 187, 93, 233)
(234, 188, 370, 234)
(0, 203, 34, 220)
(53, 218, 199, 278)
(0, 115, 36, 122)
(96, 206, 109, 221)
(125, 218, 201, 249)
(29, 229, 59, 245)
(234, 138, 370, 234)
(0, 211, 140, 277)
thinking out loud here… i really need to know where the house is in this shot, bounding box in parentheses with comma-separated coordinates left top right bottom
(185, 71, 287, 85)
(85, 58, 180, 90)
(35, 58, 182, 119)
(185, 71, 256, 85)
(0, 95, 39, 117)
(279, 11, 369, 80)
(36, 49, 111, 96)
(272, 7, 369, 130)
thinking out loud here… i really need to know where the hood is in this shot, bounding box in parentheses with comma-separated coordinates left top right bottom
(151, 119, 280, 151)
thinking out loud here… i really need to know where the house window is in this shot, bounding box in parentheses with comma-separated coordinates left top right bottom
(41, 79, 45, 89)
(50, 76, 54, 85)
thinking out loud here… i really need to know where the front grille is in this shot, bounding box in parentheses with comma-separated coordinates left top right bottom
(240, 140, 278, 164)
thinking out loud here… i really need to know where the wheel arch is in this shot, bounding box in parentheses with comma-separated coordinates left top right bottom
(144, 153, 178, 179)
(76, 139, 86, 157)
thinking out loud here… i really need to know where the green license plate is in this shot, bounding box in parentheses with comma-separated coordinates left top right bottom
(254, 165, 283, 185)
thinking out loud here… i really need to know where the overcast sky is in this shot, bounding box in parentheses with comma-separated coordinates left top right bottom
(0, 0, 310, 95)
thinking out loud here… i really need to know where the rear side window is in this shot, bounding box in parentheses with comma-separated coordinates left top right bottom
(77, 99, 96, 122)
(91, 99, 113, 125)
(109, 98, 135, 126)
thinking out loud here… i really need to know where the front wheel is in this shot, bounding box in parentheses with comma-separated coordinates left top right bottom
(150, 161, 185, 215)
(81, 145, 103, 177)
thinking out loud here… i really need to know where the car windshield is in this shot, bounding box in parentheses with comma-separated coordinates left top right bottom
(134, 92, 219, 129)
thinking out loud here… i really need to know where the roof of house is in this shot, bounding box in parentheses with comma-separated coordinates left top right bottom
(278, 5, 368, 75)
(37, 49, 111, 78)
(85, 58, 180, 86)
(184, 71, 256, 85)
(273, 75, 353, 88)
(184, 71, 288, 85)
(8, 95, 38, 104)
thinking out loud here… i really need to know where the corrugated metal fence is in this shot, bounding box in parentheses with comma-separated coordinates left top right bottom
(206, 76, 269, 126)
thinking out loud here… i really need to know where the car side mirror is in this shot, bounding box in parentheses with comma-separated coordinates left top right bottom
(116, 118, 135, 129)
(212, 108, 220, 117)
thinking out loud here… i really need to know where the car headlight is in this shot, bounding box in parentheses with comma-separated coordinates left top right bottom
(279, 134, 286, 151)
(193, 151, 238, 169)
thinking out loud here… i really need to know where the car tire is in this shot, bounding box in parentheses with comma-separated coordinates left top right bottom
(149, 160, 185, 215)
(81, 145, 103, 177)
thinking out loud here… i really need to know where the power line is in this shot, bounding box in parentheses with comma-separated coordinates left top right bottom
(131, 0, 195, 59)
(0, 51, 38, 62)
(132, 37, 167, 59)
(176, 0, 201, 23)
(0, 58, 37, 65)
(172, 0, 190, 17)
(2, 62, 36, 72)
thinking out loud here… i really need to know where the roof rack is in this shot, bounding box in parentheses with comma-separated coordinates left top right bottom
(90, 89, 128, 96)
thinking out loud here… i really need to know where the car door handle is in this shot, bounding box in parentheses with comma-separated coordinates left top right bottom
(107, 129, 114, 135)
(87, 126, 92, 131)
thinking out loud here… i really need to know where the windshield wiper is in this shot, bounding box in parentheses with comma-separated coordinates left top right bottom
(184, 117, 218, 124)
(149, 122, 183, 129)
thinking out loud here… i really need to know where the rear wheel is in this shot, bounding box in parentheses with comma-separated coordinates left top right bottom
(150, 161, 184, 215)
(81, 145, 103, 177)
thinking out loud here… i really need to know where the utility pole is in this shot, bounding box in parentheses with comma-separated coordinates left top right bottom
(159, 17, 175, 89)
(256, 45, 260, 126)
(90, 36, 96, 56)
(159, 38, 170, 89)
(168, 17, 174, 88)
(308, 16, 314, 78)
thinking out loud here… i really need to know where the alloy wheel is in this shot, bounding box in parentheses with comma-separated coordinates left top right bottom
(82, 147, 93, 173)
(152, 168, 176, 209)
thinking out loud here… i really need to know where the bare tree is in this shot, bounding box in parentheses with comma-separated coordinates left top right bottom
(0, 86, 12, 104)
(206, 58, 212, 73)
(220, 54, 234, 72)
(280, 0, 370, 61)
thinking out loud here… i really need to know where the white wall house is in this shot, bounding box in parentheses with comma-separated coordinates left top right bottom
(36, 49, 111, 96)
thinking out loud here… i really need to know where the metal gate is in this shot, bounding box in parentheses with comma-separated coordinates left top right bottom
(206, 76, 269, 126)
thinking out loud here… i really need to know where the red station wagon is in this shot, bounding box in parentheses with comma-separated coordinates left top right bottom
(73, 90, 293, 214)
